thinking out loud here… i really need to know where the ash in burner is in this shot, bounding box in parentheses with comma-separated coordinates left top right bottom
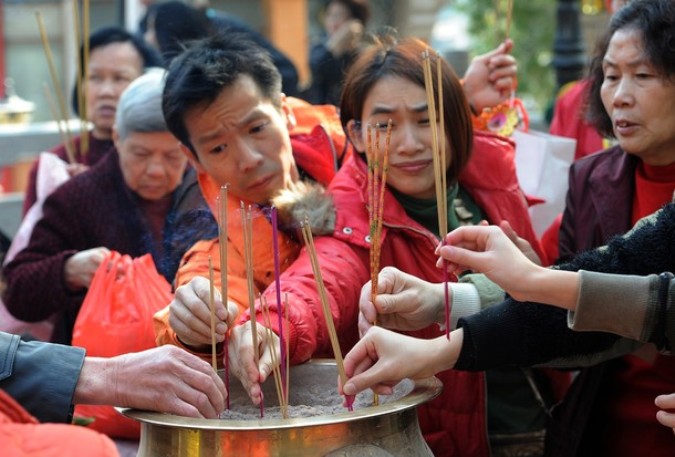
(218, 377, 414, 420)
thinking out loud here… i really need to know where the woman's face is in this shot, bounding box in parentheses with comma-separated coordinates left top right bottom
(85, 42, 144, 140)
(601, 28, 675, 165)
(324, 2, 352, 36)
(349, 75, 449, 200)
(115, 130, 187, 201)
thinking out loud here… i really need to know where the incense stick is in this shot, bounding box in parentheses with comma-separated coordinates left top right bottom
(71, 0, 88, 157)
(208, 256, 218, 373)
(284, 293, 290, 408)
(217, 186, 229, 408)
(81, 0, 90, 155)
(423, 50, 452, 339)
(505, 0, 515, 41)
(270, 206, 287, 397)
(300, 220, 354, 411)
(42, 83, 71, 160)
(261, 296, 288, 418)
(36, 12, 75, 164)
(241, 202, 263, 417)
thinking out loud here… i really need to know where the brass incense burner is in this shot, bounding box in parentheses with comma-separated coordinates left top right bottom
(120, 360, 442, 456)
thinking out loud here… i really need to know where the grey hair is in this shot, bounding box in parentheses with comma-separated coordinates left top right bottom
(115, 67, 168, 140)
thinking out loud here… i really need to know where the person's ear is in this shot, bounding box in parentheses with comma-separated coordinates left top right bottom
(280, 93, 297, 131)
(346, 120, 365, 152)
(180, 144, 205, 173)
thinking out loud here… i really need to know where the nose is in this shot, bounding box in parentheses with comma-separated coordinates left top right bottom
(611, 77, 635, 107)
(97, 78, 117, 98)
(236, 139, 264, 173)
(145, 155, 166, 178)
(394, 122, 424, 155)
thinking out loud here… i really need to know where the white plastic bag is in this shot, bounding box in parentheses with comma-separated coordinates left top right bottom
(512, 130, 576, 237)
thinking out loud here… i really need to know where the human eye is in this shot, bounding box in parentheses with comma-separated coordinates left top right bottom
(87, 73, 103, 83)
(210, 144, 228, 155)
(249, 121, 270, 135)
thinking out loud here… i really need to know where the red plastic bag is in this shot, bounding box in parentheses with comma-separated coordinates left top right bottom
(71, 251, 173, 438)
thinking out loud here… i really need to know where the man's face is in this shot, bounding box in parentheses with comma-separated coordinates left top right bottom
(182, 75, 299, 204)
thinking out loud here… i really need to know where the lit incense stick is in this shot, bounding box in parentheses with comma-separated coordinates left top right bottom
(218, 185, 230, 408)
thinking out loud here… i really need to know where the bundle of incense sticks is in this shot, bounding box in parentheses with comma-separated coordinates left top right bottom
(36, 12, 75, 164)
(300, 220, 354, 411)
(260, 296, 289, 418)
(270, 207, 287, 396)
(423, 49, 452, 339)
(241, 202, 263, 417)
(365, 121, 392, 322)
(365, 120, 392, 406)
(217, 185, 230, 409)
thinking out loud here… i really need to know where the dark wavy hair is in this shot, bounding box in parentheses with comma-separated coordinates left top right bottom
(339, 33, 473, 182)
(587, 0, 675, 138)
(71, 26, 163, 115)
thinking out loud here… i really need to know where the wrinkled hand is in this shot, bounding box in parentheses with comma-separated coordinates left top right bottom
(340, 327, 461, 397)
(463, 39, 516, 112)
(327, 19, 364, 56)
(228, 321, 280, 405)
(63, 246, 110, 291)
(170, 276, 239, 350)
(359, 266, 445, 337)
(77, 345, 227, 419)
(436, 225, 541, 302)
(656, 393, 675, 435)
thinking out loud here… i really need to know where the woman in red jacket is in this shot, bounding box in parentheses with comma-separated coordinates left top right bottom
(220, 34, 551, 457)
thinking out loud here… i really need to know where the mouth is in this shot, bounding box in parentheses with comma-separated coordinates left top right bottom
(96, 105, 116, 118)
(390, 159, 433, 173)
(614, 119, 638, 135)
(247, 173, 275, 191)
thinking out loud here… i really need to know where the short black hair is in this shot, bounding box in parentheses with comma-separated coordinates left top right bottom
(162, 32, 282, 155)
(586, 0, 675, 137)
(71, 26, 163, 115)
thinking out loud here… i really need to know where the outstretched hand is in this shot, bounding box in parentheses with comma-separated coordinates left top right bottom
(436, 224, 540, 302)
(358, 267, 445, 337)
(340, 327, 463, 397)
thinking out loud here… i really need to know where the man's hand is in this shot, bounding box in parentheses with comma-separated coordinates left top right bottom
(169, 277, 238, 349)
(76, 345, 227, 419)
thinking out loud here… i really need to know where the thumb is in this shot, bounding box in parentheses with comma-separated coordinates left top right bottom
(438, 245, 486, 271)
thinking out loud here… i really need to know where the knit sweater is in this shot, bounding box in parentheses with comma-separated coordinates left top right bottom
(3, 151, 209, 344)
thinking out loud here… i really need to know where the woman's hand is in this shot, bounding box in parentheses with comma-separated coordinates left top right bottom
(340, 327, 463, 396)
(656, 393, 675, 434)
(359, 267, 445, 337)
(63, 246, 111, 291)
(436, 225, 541, 302)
